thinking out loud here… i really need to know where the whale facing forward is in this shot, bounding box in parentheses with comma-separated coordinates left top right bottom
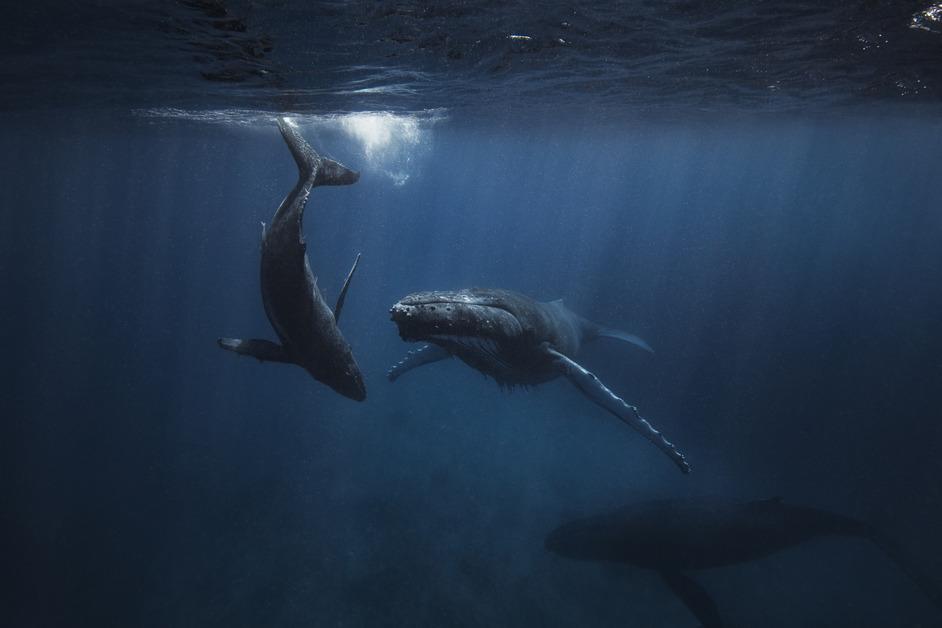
(388, 288, 689, 472)
(219, 118, 366, 401)
(546, 497, 942, 627)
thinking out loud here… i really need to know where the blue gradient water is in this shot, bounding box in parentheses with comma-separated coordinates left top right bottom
(3, 3, 942, 627)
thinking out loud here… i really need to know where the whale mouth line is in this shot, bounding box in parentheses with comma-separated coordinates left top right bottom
(427, 333, 512, 371)
(428, 333, 499, 351)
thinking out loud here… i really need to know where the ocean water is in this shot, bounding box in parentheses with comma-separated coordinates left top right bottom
(3, 2, 942, 627)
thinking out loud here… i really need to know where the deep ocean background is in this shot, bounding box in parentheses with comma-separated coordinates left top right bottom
(2, 110, 941, 627)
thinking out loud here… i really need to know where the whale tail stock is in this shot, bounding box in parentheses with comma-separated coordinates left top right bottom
(271, 116, 364, 322)
(813, 507, 942, 614)
(275, 117, 359, 187)
(662, 506, 942, 627)
(864, 524, 942, 613)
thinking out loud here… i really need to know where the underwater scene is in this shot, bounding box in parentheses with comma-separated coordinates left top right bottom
(3, 2, 942, 627)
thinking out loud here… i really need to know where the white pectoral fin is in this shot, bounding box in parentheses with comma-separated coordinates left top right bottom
(387, 344, 451, 382)
(545, 346, 690, 474)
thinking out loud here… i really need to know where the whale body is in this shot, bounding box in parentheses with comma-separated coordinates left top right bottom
(546, 497, 942, 627)
(388, 288, 688, 472)
(218, 118, 366, 401)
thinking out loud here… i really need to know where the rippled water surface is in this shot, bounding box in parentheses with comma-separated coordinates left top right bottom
(4, 1, 942, 117)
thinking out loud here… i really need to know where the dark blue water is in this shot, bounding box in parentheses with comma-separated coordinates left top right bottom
(3, 3, 942, 627)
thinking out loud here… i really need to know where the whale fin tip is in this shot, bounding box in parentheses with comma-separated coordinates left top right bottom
(218, 338, 291, 363)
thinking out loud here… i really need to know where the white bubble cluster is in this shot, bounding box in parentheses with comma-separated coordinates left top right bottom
(911, 3, 942, 32)
(336, 111, 443, 186)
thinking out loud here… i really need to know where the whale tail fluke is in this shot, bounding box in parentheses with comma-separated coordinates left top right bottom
(579, 315, 654, 353)
(313, 155, 360, 187)
(866, 526, 942, 613)
(276, 117, 359, 187)
(546, 299, 654, 354)
(218, 338, 292, 364)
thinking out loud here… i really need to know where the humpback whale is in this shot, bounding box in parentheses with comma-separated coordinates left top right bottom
(545, 497, 942, 627)
(218, 118, 366, 401)
(388, 288, 689, 473)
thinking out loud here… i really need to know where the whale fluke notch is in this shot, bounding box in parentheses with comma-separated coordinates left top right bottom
(334, 252, 361, 323)
(218, 338, 291, 363)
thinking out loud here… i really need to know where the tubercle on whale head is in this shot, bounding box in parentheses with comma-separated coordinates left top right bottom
(389, 300, 462, 341)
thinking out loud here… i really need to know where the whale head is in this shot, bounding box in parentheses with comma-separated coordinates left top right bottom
(389, 289, 525, 346)
(388, 289, 538, 382)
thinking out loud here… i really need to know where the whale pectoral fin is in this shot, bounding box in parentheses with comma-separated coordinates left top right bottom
(333, 252, 361, 323)
(388, 344, 451, 382)
(218, 338, 292, 364)
(544, 346, 690, 473)
(660, 571, 724, 628)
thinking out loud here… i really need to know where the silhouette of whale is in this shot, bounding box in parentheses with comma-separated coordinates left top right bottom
(546, 497, 942, 627)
